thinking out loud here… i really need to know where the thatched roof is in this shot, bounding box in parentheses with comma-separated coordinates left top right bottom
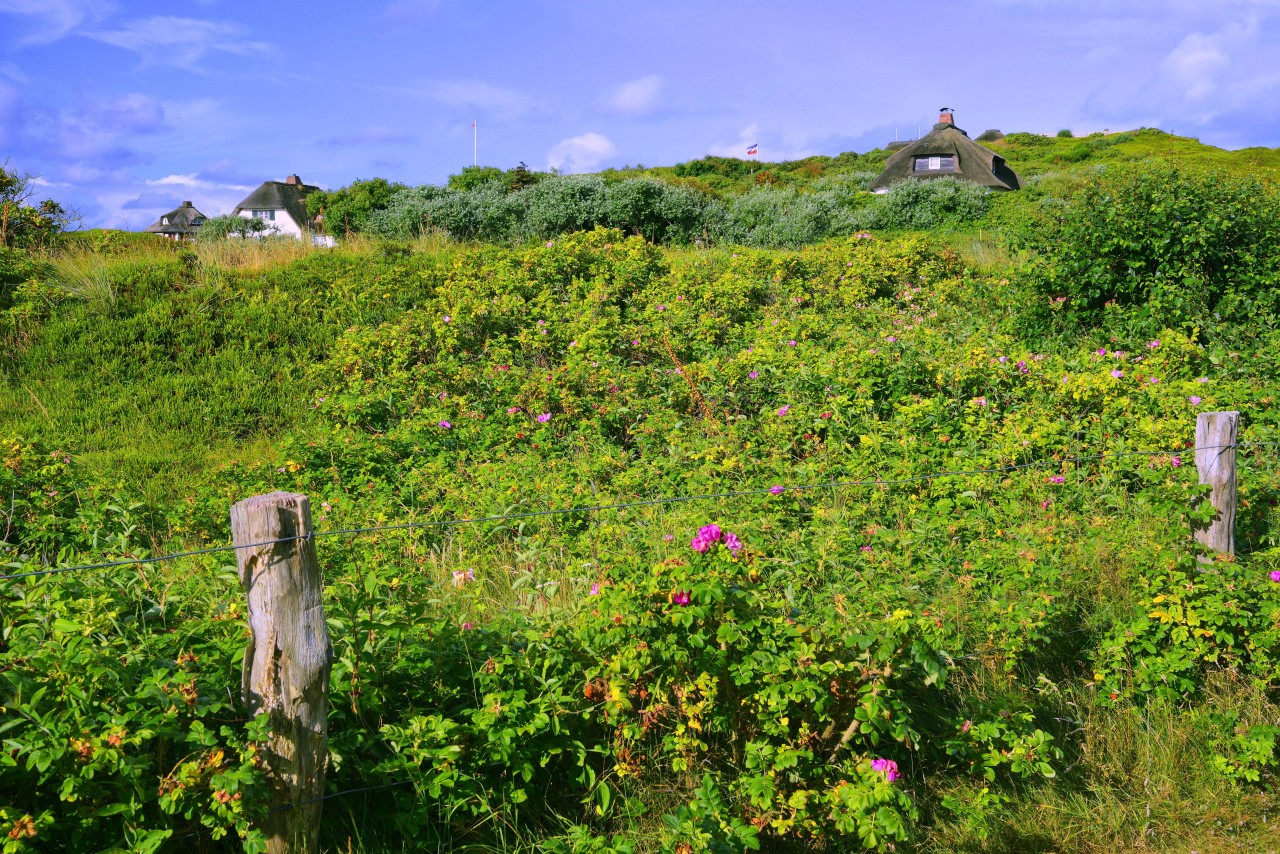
(144, 201, 207, 235)
(232, 175, 320, 228)
(870, 117, 1020, 192)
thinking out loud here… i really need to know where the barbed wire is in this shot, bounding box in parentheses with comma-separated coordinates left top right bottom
(2, 441, 1275, 583)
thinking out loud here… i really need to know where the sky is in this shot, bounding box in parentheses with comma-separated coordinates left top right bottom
(2, 0, 1280, 229)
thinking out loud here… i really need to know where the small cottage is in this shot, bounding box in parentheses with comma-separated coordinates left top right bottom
(232, 174, 322, 239)
(870, 110, 1020, 193)
(144, 201, 207, 240)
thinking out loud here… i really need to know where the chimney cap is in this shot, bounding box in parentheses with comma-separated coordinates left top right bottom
(285, 174, 302, 185)
(182, 200, 193, 206)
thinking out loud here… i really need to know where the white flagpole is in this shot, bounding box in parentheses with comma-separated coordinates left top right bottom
(473, 120, 477, 167)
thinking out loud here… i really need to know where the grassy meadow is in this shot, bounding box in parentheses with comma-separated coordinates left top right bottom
(2, 133, 1280, 853)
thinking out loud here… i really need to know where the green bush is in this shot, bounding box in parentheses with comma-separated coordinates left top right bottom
(1033, 163, 1280, 327)
(860, 177, 991, 231)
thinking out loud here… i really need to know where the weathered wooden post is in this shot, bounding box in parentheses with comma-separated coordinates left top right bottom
(1192, 411, 1239, 559)
(230, 492, 332, 854)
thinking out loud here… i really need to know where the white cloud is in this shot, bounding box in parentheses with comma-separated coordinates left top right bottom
(707, 123, 818, 162)
(602, 75, 665, 115)
(0, 0, 112, 44)
(87, 16, 270, 70)
(546, 132, 617, 173)
(146, 173, 254, 191)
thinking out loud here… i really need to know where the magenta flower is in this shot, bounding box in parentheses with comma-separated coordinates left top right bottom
(1096, 347, 1107, 356)
(1041, 499, 1051, 509)
(443, 315, 451, 323)
(777, 405, 790, 416)
(887, 336, 898, 343)
(690, 536, 710, 553)
(1017, 360, 1029, 374)
(657, 304, 666, 311)
(1270, 570, 1280, 583)
(1111, 369, 1123, 378)
(861, 545, 873, 553)
(1148, 339, 1160, 349)
(673, 591, 691, 606)
(1198, 377, 1209, 383)
(589, 583, 601, 596)
(870, 758, 900, 783)
(537, 412, 552, 423)
(1047, 475, 1065, 484)
(439, 420, 452, 429)
(998, 355, 1008, 364)
(724, 532, 743, 553)
(1189, 395, 1202, 405)
(545, 240, 554, 248)
(569, 340, 577, 347)
(699, 524, 723, 542)
(462, 622, 474, 630)
(749, 370, 759, 379)
(1148, 377, 1160, 384)
(1171, 456, 1182, 467)
(769, 485, 784, 495)
(788, 340, 797, 347)
(632, 339, 640, 345)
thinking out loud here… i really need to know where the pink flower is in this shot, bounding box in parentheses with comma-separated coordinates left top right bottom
(657, 304, 666, 311)
(690, 536, 710, 553)
(769, 485, 784, 495)
(589, 583, 601, 596)
(663, 533, 674, 542)
(749, 371, 759, 379)
(1198, 377, 1209, 383)
(1096, 348, 1107, 356)
(1111, 370, 1123, 378)
(870, 758, 900, 783)
(998, 355, 1008, 364)
(1148, 339, 1160, 349)
(1041, 499, 1051, 509)
(1018, 360, 1029, 374)
(545, 241, 554, 248)
(1047, 475, 1065, 484)
(507, 407, 520, 414)
(861, 545, 873, 553)
(1171, 456, 1182, 467)
(632, 339, 640, 345)
(569, 340, 577, 347)
(537, 413, 551, 423)
(462, 622, 474, 630)
(1270, 570, 1280, 583)
(777, 405, 790, 416)
(439, 420, 452, 429)
(1189, 396, 1202, 405)
(672, 591, 691, 606)
(788, 340, 797, 347)
(452, 568, 474, 586)
(724, 533, 743, 553)
(887, 336, 898, 343)
(1148, 377, 1160, 384)
(973, 396, 988, 407)
(820, 412, 832, 419)
(698, 524, 723, 542)
(443, 315, 451, 323)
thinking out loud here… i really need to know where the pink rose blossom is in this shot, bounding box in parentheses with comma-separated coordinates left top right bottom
(537, 413, 551, 423)
(769, 485, 785, 495)
(672, 591, 691, 605)
(777, 405, 790, 416)
(871, 758, 900, 783)
(1111, 370, 1123, 378)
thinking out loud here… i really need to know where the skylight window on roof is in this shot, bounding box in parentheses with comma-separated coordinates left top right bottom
(913, 155, 955, 172)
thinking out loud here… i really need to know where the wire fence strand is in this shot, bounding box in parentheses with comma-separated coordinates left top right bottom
(3, 441, 1276, 583)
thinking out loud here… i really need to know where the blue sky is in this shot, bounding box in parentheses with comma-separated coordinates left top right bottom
(2, 0, 1279, 229)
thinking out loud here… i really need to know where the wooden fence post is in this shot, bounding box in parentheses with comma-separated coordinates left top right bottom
(230, 492, 332, 854)
(1192, 411, 1239, 559)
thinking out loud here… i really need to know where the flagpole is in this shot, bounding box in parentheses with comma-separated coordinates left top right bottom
(473, 120, 477, 167)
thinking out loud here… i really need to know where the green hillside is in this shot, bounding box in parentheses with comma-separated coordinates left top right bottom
(2, 141, 1280, 852)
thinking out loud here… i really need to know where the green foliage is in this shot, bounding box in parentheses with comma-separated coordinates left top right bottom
(1032, 163, 1280, 328)
(0, 162, 77, 249)
(1056, 129, 1074, 139)
(197, 214, 276, 240)
(305, 177, 405, 237)
(860, 177, 991, 231)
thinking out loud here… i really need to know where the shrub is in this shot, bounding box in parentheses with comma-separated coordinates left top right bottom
(1033, 163, 1280, 327)
(860, 178, 991, 231)
(1056, 129, 1074, 139)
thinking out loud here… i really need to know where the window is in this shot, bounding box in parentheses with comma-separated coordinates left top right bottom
(251, 209, 276, 220)
(913, 155, 955, 172)
(161, 217, 169, 225)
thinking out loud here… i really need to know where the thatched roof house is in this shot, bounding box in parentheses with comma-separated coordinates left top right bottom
(871, 110, 1020, 193)
(144, 201, 207, 240)
(232, 174, 321, 238)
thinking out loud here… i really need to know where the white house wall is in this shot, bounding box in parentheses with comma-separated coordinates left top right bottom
(237, 208, 303, 238)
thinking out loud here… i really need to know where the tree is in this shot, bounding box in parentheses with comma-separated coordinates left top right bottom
(304, 178, 404, 236)
(0, 161, 78, 248)
(197, 214, 278, 240)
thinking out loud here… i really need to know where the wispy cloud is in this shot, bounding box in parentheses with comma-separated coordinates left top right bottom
(326, 126, 417, 146)
(546, 132, 617, 173)
(145, 173, 254, 191)
(0, 0, 113, 45)
(87, 16, 270, 70)
(376, 0, 440, 29)
(601, 75, 665, 115)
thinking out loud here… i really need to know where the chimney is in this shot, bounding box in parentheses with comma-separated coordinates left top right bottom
(182, 200, 193, 207)
(285, 174, 301, 185)
(938, 108, 954, 125)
